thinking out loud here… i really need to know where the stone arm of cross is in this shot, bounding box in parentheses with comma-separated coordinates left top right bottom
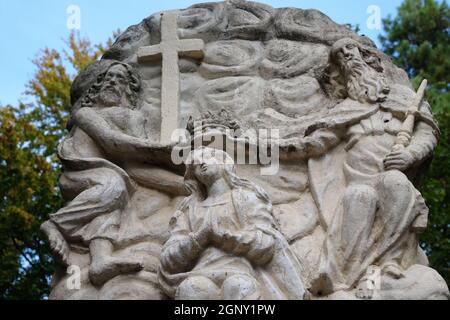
(73, 107, 174, 163)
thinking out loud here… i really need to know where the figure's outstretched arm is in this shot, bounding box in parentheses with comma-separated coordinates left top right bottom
(278, 128, 343, 160)
(73, 107, 171, 162)
(304, 128, 344, 157)
(124, 163, 188, 196)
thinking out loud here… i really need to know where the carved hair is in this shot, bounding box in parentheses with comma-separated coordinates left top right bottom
(330, 38, 384, 72)
(81, 62, 141, 109)
(179, 147, 271, 210)
(326, 38, 390, 103)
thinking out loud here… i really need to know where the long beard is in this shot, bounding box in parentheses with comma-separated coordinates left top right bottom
(343, 57, 389, 103)
(98, 86, 123, 107)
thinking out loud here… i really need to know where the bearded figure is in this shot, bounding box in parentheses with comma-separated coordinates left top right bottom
(291, 38, 450, 299)
(41, 61, 173, 288)
(327, 38, 391, 104)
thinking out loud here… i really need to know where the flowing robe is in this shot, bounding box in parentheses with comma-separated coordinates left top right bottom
(158, 188, 307, 299)
(49, 104, 150, 246)
(50, 126, 136, 246)
(308, 88, 439, 291)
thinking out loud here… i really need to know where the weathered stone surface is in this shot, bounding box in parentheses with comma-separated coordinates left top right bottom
(41, 0, 449, 300)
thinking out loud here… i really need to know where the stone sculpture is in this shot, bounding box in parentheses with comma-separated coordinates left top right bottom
(159, 147, 307, 300)
(41, 0, 449, 300)
(306, 38, 443, 299)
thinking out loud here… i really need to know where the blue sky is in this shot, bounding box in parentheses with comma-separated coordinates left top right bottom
(0, 0, 403, 106)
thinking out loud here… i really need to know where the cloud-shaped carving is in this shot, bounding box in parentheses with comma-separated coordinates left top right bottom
(199, 40, 264, 79)
(260, 40, 329, 79)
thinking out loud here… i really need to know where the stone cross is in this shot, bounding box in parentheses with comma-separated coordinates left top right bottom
(138, 12, 205, 144)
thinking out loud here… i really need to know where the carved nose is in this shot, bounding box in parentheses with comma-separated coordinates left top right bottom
(343, 50, 352, 58)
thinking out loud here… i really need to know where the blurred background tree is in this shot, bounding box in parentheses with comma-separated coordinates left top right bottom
(0, 0, 448, 299)
(0, 33, 110, 299)
(380, 0, 449, 285)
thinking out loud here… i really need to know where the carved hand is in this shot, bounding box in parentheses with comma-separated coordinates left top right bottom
(192, 213, 212, 249)
(209, 213, 239, 249)
(278, 129, 341, 159)
(246, 229, 276, 266)
(210, 216, 275, 265)
(279, 137, 306, 152)
(383, 149, 414, 171)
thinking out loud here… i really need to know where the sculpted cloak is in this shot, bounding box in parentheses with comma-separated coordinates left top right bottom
(158, 187, 308, 299)
(50, 127, 136, 246)
(306, 84, 439, 291)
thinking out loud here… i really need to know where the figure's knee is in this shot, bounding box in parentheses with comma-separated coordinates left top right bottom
(106, 173, 128, 200)
(88, 169, 129, 204)
(380, 171, 411, 190)
(176, 276, 220, 300)
(61, 168, 127, 196)
(343, 184, 378, 205)
(379, 171, 416, 211)
(59, 173, 90, 201)
(96, 168, 127, 189)
(342, 184, 378, 218)
(222, 275, 261, 300)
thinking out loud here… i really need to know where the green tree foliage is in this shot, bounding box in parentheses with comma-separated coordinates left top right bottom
(0, 33, 109, 299)
(380, 0, 450, 284)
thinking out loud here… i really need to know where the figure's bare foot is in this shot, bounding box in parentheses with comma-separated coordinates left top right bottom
(41, 221, 70, 266)
(89, 258, 144, 286)
(382, 262, 405, 279)
(309, 272, 334, 297)
(355, 277, 375, 300)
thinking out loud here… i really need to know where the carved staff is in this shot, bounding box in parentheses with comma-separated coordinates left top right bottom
(391, 79, 428, 153)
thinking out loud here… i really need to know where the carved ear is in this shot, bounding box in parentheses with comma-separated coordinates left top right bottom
(126, 65, 141, 92)
(96, 72, 104, 84)
(129, 73, 141, 92)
